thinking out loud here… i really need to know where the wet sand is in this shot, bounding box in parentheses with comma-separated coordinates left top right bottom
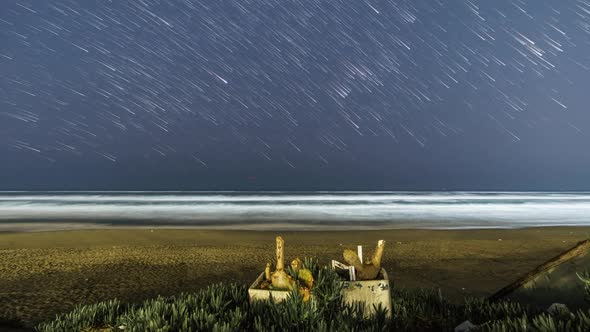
(1, 227, 589, 327)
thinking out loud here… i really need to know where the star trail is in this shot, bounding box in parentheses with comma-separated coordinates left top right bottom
(0, 0, 589, 190)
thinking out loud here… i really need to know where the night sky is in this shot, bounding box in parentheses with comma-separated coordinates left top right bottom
(1, 0, 589, 191)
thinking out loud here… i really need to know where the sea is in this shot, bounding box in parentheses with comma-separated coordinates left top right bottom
(1, 191, 590, 231)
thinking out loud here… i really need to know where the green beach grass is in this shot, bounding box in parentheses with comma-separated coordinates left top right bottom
(33, 261, 590, 332)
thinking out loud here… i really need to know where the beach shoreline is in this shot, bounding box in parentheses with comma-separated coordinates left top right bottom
(1, 226, 589, 326)
(3, 221, 590, 233)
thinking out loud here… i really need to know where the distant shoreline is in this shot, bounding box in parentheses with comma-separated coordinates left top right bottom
(2, 190, 590, 193)
(2, 221, 590, 233)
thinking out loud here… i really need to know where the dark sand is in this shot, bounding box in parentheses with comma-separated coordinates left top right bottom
(1, 227, 589, 326)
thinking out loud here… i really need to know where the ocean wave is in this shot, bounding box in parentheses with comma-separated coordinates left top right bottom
(0, 192, 590, 229)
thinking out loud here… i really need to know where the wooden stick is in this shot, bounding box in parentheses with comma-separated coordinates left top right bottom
(349, 266, 356, 281)
(332, 260, 350, 270)
(357, 245, 363, 264)
(489, 239, 590, 301)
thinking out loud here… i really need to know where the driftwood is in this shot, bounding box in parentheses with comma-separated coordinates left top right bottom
(265, 262, 271, 280)
(265, 236, 314, 301)
(271, 236, 294, 290)
(343, 240, 386, 280)
(489, 239, 590, 301)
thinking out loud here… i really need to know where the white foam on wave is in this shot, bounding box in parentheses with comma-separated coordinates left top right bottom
(0, 192, 590, 228)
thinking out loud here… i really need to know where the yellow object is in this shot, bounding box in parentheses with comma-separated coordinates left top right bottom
(297, 268, 314, 289)
(291, 258, 304, 271)
(265, 262, 271, 280)
(271, 236, 295, 290)
(343, 240, 386, 280)
(299, 286, 311, 302)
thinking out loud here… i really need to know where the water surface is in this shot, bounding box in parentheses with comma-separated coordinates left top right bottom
(1, 191, 589, 231)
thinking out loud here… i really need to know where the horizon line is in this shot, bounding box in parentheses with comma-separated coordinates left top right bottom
(2, 190, 590, 193)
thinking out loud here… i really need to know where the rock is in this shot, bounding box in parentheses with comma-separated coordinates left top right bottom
(547, 303, 570, 315)
(455, 320, 476, 332)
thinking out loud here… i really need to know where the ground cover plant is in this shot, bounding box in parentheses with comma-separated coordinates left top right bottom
(33, 262, 590, 332)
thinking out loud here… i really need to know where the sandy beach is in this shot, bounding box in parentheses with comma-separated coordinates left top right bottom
(1, 226, 589, 327)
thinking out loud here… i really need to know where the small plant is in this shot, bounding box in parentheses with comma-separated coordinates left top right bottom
(577, 270, 590, 303)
